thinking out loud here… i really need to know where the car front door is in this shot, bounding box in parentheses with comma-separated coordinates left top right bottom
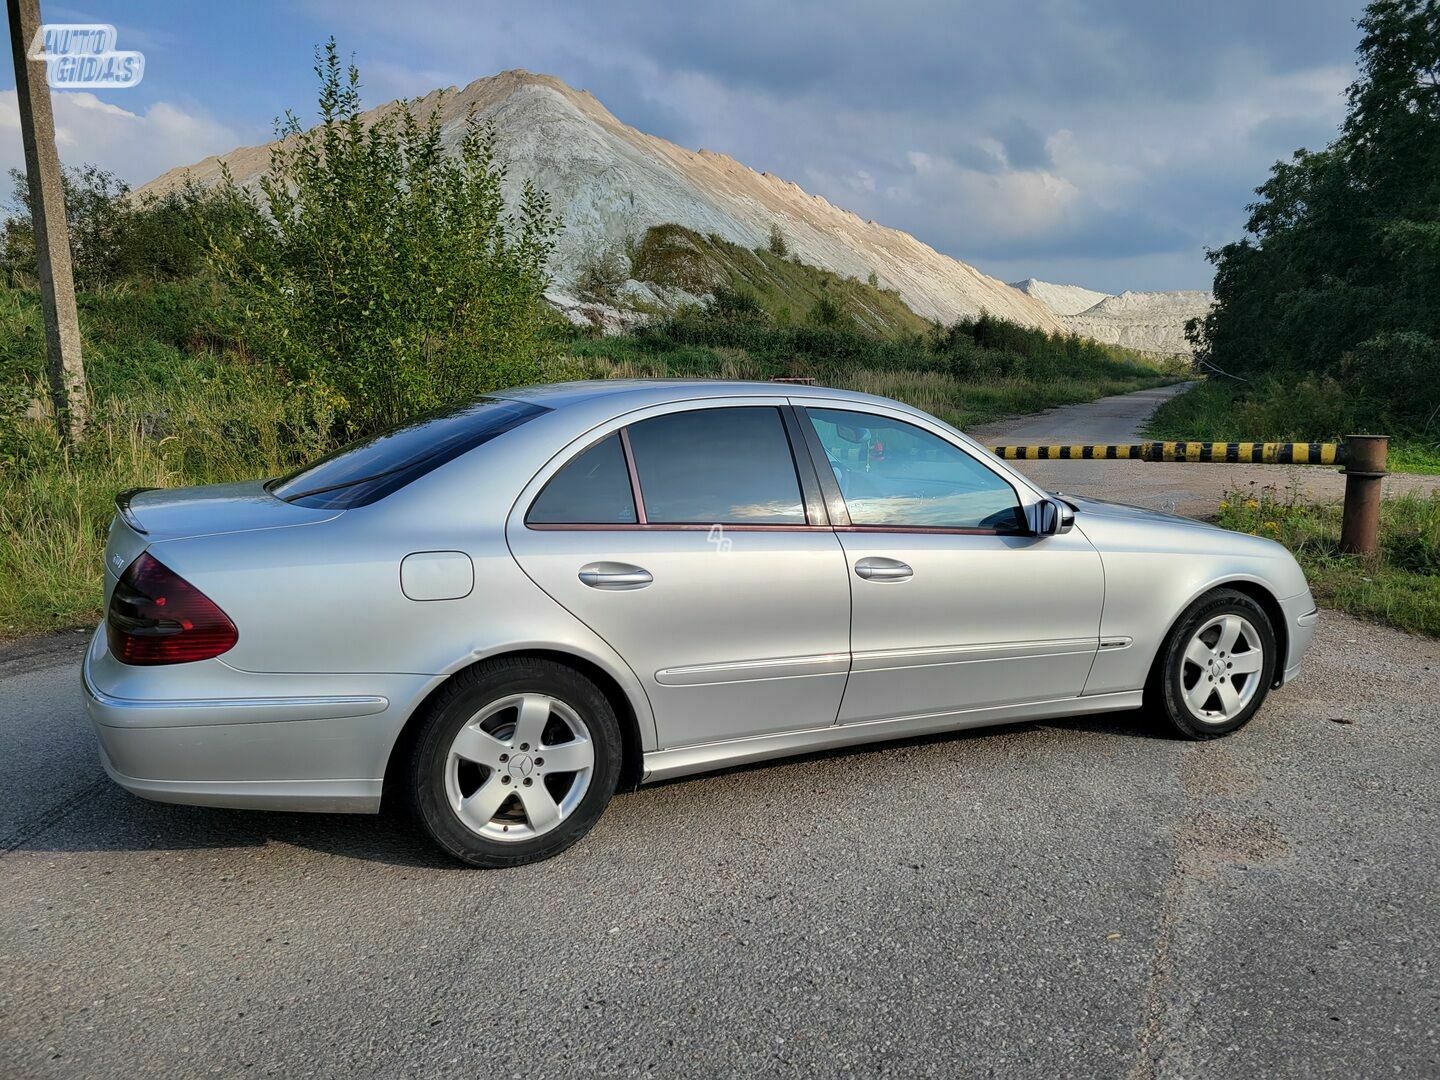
(795, 402, 1105, 726)
(506, 400, 852, 750)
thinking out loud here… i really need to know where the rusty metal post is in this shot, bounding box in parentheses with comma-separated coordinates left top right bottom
(1339, 435, 1388, 556)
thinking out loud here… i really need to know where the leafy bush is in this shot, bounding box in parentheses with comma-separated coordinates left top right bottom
(704, 284, 766, 322)
(574, 237, 630, 302)
(807, 290, 844, 327)
(767, 223, 788, 257)
(1, 166, 252, 289)
(210, 41, 559, 434)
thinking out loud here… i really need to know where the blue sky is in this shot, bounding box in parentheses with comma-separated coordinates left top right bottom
(1, 1, 1366, 292)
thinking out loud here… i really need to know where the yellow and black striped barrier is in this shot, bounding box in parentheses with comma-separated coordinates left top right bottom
(988, 441, 1345, 466)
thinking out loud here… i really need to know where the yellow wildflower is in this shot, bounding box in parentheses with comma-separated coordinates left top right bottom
(1245, 499, 1260, 510)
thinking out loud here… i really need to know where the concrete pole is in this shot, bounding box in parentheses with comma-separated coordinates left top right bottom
(6, 0, 87, 441)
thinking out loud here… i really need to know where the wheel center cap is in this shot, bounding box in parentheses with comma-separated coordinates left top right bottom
(1208, 658, 1225, 679)
(507, 753, 533, 779)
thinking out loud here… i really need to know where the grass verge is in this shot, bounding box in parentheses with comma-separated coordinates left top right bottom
(1217, 483, 1440, 636)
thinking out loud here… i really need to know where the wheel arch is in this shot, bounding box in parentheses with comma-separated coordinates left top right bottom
(1145, 576, 1289, 690)
(381, 647, 649, 809)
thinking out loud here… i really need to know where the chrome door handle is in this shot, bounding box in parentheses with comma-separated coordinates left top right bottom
(854, 557, 913, 582)
(578, 563, 653, 589)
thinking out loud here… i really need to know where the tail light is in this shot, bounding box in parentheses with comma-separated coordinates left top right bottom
(107, 552, 238, 665)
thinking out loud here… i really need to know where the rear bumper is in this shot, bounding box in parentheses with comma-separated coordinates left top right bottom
(82, 629, 433, 814)
(94, 741, 382, 813)
(1280, 590, 1319, 685)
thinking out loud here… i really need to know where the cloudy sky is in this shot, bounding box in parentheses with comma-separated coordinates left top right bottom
(1, 1, 1366, 291)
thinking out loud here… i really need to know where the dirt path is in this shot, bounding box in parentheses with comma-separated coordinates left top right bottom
(971, 382, 1196, 443)
(972, 386, 1440, 516)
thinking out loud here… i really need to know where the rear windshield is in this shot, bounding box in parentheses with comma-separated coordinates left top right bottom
(272, 397, 548, 509)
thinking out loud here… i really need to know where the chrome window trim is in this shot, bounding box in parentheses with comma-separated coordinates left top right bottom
(512, 395, 820, 534)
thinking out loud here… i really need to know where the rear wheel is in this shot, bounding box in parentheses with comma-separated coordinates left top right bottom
(1150, 588, 1277, 740)
(408, 658, 621, 867)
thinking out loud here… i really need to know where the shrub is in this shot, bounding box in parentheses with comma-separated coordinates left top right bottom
(808, 291, 844, 327)
(705, 284, 766, 322)
(209, 40, 559, 434)
(574, 237, 630, 303)
(1, 167, 257, 289)
(768, 223, 789, 257)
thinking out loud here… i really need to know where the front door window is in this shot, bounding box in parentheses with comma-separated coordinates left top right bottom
(805, 407, 1024, 531)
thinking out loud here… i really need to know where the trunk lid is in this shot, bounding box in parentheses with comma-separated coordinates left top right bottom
(122, 480, 341, 542)
(102, 481, 341, 602)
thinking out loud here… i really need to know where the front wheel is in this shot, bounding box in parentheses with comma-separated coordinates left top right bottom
(408, 658, 622, 867)
(1150, 588, 1277, 740)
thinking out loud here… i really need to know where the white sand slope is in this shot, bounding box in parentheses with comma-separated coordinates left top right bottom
(137, 70, 1066, 333)
(1009, 278, 1111, 317)
(1014, 279, 1212, 356)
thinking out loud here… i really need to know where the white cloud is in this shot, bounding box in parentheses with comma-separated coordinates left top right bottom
(0, 90, 249, 190)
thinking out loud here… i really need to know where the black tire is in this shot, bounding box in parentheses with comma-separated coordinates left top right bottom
(1148, 588, 1278, 740)
(407, 657, 622, 868)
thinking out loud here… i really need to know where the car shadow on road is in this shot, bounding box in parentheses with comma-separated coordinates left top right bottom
(7, 708, 1172, 868)
(4, 779, 462, 870)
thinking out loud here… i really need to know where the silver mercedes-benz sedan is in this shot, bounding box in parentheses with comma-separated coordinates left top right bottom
(83, 381, 1317, 866)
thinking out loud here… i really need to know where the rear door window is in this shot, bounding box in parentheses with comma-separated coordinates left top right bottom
(527, 433, 638, 525)
(626, 407, 806, 525)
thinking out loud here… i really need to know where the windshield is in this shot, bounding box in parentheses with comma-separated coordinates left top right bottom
(272, 397, 548, 509)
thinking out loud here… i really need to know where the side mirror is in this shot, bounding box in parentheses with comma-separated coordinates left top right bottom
(1037, 498, 1075, 536)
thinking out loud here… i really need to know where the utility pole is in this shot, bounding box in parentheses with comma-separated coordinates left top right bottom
(6, 0, 87, 441)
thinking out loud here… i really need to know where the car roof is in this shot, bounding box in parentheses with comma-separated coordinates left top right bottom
(499, 379, 914, 413)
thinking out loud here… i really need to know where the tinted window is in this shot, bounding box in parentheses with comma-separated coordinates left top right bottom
(627, 407, 805, 525)
(527, 433, 637, 525)
(273, 398, 546, 509)
(806, 407, 1023, 530)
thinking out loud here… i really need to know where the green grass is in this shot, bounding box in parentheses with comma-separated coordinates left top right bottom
(1145, 378, 1440, 473)
(1217, 484, 1440, 636)
(626, 224, 931, 337)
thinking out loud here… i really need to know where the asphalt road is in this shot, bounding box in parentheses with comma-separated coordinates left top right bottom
(4, 387, 1439, 1077)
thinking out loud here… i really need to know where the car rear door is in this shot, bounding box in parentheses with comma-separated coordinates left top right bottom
(794, 401, 1105, 725)
(506, 399, 852, 750)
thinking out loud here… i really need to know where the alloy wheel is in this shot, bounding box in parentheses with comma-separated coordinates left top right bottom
(1180, 613, 1264, 723)
(444, 693, 595, 841)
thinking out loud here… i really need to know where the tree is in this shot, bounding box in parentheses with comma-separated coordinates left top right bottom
(210, 41, 559, 433)
(1191, 0, 1440, 431)
(767, 222, 789, 258)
